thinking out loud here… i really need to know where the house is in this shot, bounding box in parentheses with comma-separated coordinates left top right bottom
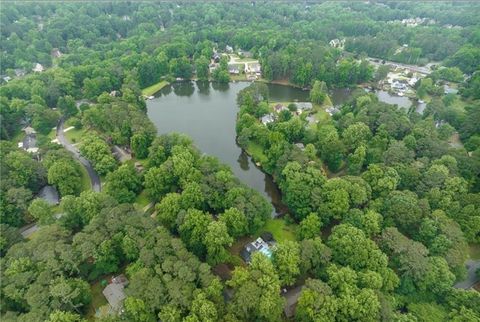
(245, 62, 261, 75)
(444, 84, 459, 95)
(329, 38, 345, 49)
(23, 126, 36, 135)
(38, 186, 60, 205)
(33, 63, 44, 73)
(228, 64, 240, 75)
(274, 104, 287, 113)
(212, 53, 221, 63)
(305, 115, 318, 124)
(225, 45, 233, 53)
(102, 275, 129, 313)
(295, 143, 305, 150)
(407, 77, 418, 87)
(261, 114, 275, 125)
(109, 90, 119, 97)
(51, 48, 62, 58)
(240, 237, 273, 263)
(295, 102, 313, 112)
(14, 69, 26, 77)
(391, 81, 407, 91)
(325, 107, 340, 116)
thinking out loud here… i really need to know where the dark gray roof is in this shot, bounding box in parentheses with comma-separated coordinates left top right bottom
(38, 186, 60, 205)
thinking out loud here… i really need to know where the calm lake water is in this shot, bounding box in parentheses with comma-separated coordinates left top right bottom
(147, 81, 308, 216)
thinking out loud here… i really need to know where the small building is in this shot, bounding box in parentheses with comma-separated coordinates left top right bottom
(295, 102, 313, 112)
(109, 90, 119, 97)
(14, 69, 26, 77)
(325, 107, 340, 116)
(444, 84, 459, 95)
(228, 65, 240, 75)
(33, 63, 44, 73)
(23, 126, 37, 135)
(21, 127, 38, 154)
(225, 45, 233, 53)
(245, 62, 261, 75)
(295, 143, 305, 150)
(241, 237, 273, 263)
(37, 186, 60, 205)
(2, 75, 11, 83)
(51, 48, 62, 58)
(102, 275, 129, 313)
(391, 81, 407, 91)
(329, 38, 345, 49)
(274, 104, 287, 113)
(261, 114, 275, 125)
(212, 53, 221, 63)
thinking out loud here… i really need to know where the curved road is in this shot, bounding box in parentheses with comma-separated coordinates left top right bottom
(20, 119, 101, 238)
(57, 118, 101, 192)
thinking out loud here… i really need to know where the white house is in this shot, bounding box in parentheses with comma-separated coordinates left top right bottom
(295, 102, 313, 112)
(329, 38, 346, 49)
(33, 63, 44, 73)
(261, 114, 275, 125)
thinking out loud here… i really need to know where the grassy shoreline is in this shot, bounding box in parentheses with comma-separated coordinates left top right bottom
(141, 80, 169, 96)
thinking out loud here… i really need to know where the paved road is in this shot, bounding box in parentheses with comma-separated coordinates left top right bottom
(57, 118, 101, 192)
(454, 260, 480, 289)
(366, 57, 432, 75)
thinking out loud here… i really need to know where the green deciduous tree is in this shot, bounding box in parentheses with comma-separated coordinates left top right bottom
(47, 160, 82, 197)
(273, 240, 301, 286)
(28, 198, 53, 225)
(204, 221, 233, 265)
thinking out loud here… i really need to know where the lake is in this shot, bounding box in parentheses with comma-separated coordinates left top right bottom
(147, 81, 308, 216)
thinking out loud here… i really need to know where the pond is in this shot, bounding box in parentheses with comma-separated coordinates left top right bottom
(330, 88, 426, 114)
(147, 81, 308, 216)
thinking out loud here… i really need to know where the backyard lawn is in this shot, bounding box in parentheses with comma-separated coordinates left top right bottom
(65, 127, 87, 144)
(135, 190, 151, 208)
(246, 141, 268, 165)
(86, 280, 108, 320)
(257, 218, 297, 242)
(141, 80, 169, 96)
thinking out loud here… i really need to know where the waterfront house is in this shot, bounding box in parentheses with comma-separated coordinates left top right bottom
(33, 63, 44, 73)
(295, 102, 313, 112)
(241, 237, 273, 263)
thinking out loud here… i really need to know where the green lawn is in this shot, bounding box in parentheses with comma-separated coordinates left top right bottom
(86, 280, 108, 320)
(65, 128, 86, 144)
(246, 141, 268, 165)
(135, 190, 151, 208)
(257, 218, 297, 242)
(47, 128, 56, 140)
(141, 80, 169, 96)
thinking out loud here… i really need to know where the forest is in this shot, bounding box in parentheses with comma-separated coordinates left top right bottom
(1, 1, 480, 322)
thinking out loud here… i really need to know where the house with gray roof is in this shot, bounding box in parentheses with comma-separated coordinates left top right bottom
(102, 275, 129, 313)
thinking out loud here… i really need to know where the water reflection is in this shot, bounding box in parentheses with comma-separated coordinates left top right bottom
(212, 82, 230, 92)
(173, 81, 195, 97)
(237, 150, 250, 171)
(197, 81, 210, 95)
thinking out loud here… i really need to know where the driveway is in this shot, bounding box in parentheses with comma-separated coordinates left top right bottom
(57, 118, 101, 192)
(454, 260, 480, 289)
